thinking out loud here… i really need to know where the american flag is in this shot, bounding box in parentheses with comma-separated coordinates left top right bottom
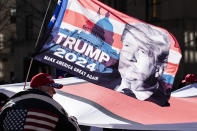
(3, 108, 59, 131)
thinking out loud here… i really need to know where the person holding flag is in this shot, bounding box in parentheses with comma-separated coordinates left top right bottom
(0, 73, 80, 131)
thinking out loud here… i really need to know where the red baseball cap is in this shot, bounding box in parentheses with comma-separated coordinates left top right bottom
(182, 74, 197, 83)
(30, 73, 63, 89)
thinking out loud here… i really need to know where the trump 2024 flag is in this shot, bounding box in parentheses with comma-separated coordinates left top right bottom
(33, 0, 182, 106)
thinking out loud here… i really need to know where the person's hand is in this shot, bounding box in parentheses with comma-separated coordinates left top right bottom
(69, 116, 78, 124)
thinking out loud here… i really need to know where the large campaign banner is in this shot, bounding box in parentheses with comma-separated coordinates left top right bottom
(1, 78, 197, 130)
(33, 0, 182, 106)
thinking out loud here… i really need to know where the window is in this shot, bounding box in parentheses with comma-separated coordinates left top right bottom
(25, 15, 33, 40)
(0, 61, 3, 78)
(0, 33, 4, 50)
(114, 0, 127, 13)
(146, 0, 161, 21)
(10, 8, 16, 23)
(99, 0, 127, 13)
(184, 31, 197, 63)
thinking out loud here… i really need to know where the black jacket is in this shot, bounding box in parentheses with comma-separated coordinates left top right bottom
(0, 89, 80, 131)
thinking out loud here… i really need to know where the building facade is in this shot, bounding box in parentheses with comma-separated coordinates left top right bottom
(14, 0, 57, 82)
(0, 0, 16, 84)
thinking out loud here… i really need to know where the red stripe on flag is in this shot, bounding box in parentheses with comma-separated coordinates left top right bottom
(28, 108, 58, 118)
(27, 115, 57, 125)
(169, 33, 182, 53)
(24, 122, 54, 130)
(164, 62, 179, 76)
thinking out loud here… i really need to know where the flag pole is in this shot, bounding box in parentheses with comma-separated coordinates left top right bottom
(24, 0, 52, 90)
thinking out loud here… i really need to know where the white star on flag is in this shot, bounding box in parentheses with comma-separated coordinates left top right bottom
(58, 0, 62, 5)
(50, 16, 56, 23)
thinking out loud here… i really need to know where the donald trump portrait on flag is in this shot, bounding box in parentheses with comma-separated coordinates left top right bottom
(115, 23, 171, 106)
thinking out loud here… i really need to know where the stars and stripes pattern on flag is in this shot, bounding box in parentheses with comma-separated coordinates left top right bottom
(48, 0, 62, 30)
(3, 108, 59, 131)
(3, 109, 27, 131)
